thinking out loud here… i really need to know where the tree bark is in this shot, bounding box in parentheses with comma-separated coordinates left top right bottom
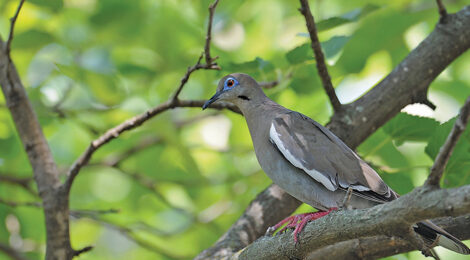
(0, 38, 72, 259)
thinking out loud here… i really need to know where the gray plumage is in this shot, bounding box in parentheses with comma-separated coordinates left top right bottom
(202, 73, 469, 255)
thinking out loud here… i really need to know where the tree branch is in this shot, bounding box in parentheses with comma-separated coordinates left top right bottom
(298, 0, 341, 112)
(196, 5, 470, 259)
(425, 96, 470, 186)
(5, 0, 25, 57)
(0, 198, 41, 208)
(72, 246, 93, 257)
(235, 186, 470, 259)
(205, 0, 220, 65)
(170, 54, 219, 102)
(0, 1, 74, 258)
(436, 0, 448, 22)
(259, 80, 279, 89)
(304, 214, 470, 260)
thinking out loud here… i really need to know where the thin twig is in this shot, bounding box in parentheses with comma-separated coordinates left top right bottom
(72, 246, 93, 257)
(0, 198, 42, 208)
(259, 80, 279, 89)
(205, 0, 220, 65)
(5, 0, 25, 57)
(171, 54, 206, 102)
(70, 208, 120, 217)
(0, 174, 36, 195)
(436, 0, 448, 22)
(425, 96, 470, 186)
(298, 0, 341, 112)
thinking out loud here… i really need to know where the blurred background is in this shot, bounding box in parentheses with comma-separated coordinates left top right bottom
(0, 0, 469, 259)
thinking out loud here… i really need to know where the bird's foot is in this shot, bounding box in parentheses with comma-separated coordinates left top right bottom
(266, 208, 337, 243)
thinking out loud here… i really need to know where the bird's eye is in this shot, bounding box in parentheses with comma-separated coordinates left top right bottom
(227, 79, 234, 87)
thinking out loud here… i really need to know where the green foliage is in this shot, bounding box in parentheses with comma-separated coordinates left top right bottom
(0, 0, 469, 259)
(383, 113, 440, 146)
(286, 36, 350, 65)
(425, 118, 470, 187)
(315, 4, 381, 32)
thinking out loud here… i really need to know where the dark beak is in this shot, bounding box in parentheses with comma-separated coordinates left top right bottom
(202, 92, 222, 110)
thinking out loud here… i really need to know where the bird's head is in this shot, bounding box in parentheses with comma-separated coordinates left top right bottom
(202, 73, 264, 110)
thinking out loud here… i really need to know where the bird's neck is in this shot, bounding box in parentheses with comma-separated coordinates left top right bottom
(240, 96, 285, 149)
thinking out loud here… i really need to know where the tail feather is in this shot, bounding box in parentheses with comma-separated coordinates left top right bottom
(414, 220, 470, 255)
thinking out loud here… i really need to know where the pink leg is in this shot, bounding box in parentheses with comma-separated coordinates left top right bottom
(270, 208, 337, 243)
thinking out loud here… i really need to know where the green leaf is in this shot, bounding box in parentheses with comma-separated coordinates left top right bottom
(425, 118, 470, 187)
(288, 64, 321, 94)
(383, 113, 440, 146)
(117, 63, 155, 76)
(12, 30, 55, 49)
(27, 0, 63, 12)
(336, 9, 427, 73)
(224, 57, 275, 74)
(286, 43, 311, 65)
(323, 35, 351, 59)
(286, 36, 350, 65)
(316, 4, 381, 32)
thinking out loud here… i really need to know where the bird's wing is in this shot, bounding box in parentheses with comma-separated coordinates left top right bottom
(269, 111, 396, 202)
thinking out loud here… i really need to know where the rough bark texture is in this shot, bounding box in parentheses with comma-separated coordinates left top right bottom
(236, 186, 470, 259)
(196, 5, 470, 259)
(0, 38, 72, 259)
(305, 215, 470, 260)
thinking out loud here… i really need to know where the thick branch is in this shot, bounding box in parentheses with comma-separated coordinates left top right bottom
(305, 215, 470, 260)
(298, 0, 341, 112)
(197, 6, 470, 259)
(0, 2, 72, 259)
(425, 96, 470, 186)
(236, 186, 470, 259)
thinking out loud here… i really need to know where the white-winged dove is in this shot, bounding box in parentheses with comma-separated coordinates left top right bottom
(203, 73, 470, 255)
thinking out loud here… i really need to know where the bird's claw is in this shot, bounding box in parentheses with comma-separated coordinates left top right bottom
(265, 226, 277, 237)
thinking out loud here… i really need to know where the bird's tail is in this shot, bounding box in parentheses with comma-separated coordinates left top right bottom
(414, 220, 470, 255)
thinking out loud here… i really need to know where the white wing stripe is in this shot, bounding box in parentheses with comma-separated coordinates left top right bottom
(270, 123, 336, 191)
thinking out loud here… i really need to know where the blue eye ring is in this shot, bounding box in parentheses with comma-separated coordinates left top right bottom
(223, 77, 239, 91)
